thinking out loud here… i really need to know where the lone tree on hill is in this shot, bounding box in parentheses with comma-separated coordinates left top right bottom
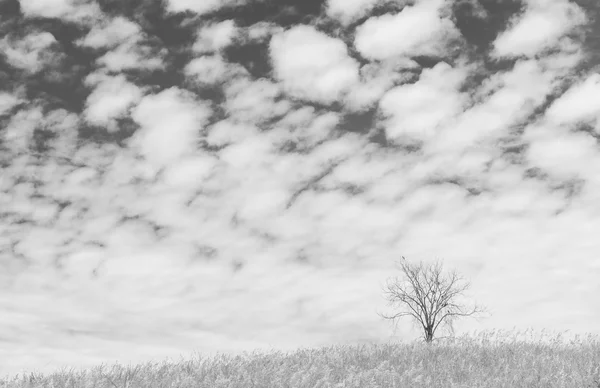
(379, 256, 487, 343)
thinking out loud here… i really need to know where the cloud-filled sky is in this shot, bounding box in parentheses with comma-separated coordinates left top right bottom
(1, 0, 600, 378)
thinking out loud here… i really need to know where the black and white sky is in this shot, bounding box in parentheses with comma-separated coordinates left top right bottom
(1, 0, 600, 377)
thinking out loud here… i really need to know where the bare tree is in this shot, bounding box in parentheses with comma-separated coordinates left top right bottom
(378, 256, 487, 343)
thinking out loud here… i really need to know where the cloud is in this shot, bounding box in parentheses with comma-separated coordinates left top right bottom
(269, 25, 360, 104)
(525, 122, 599, 182)
(192, 20, 238, 54)
(378, 62, 469, 143)
(223, 78, 292, 124)
(545, 73, 600, 127)
(0, 92, 21, 116)
(83, 73, 143, 131)
(160, 154, 219, 190)
(354, 0, 461, 60)
(492, 0, 587, 58)
(98, 45, 165, 71)
(3, 0, 600, 378)
(165, 0, 244, 16)
(184, 55, 248, 85)
(271, 107, 340, 150)
(38, 109, 81, 156)
(19, 0, 101, 23)
(2, 106, 43, 152)
(325, 0, 380, 25)
(205, 119, 259, 148)
(77, 16, 165, 71)
(1, 32, 58, 73)
(344, 59, 418, 111)
(245, 21, 284, 41)
(428, 57, 574, 155)
(77, 17, 141, 49)
(128, 87, 212, 168)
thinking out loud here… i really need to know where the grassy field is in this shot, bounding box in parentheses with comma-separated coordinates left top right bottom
(3, 330, 599, 388)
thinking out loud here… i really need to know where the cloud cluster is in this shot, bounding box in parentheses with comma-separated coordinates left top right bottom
(325, 0, 381, 25)
(129, 88, 212, 168)
(492, 0, 587, 58)
(270, 25, 360, 104)
(83, 74, 143, 131)
(1, 0, 600, 378)
(354, 0, 460, 60)
(19, 0, 101, 23)
(1, 32, 59, 73)
(165, 0, 245, 16)
(77, 16, 164, 71)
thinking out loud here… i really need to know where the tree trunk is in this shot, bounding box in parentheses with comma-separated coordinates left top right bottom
(425, 327, 434, 343)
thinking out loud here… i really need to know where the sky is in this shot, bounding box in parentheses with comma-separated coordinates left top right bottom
(1, 0, 600, 378)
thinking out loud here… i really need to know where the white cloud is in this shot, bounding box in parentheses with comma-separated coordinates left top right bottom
(354, 0, 460, 60)
(345, 59, 418, 111)
(218, 133, 276, 171)
(19, 0, 101, 23)
(184, 55, 248, 85)
(326, 0, 380, 25)
(83, 73, 143, 131)
(165, 0, 244, 16)
(77, 17, 141, 49)
(245, 22, 283, 41)
(20, 0, 74, 18)
(545, 73, 600, 127)
(271, 108, 340, 150)
(77, 17, 164, 71)
(429, 59, 564, 155)
(224, 78, 292, 124)
(160, 154, 219, 189)
(3, 0, 600, 377)
(492, 0, 587, 58)
(0, 92, 20, 116)
(97, 43, 165, 71)
(270, 25, 360, 104)
(525, 123, 600, 181)
(40, 109, 81, 156)
(1, 32, 57, 73)
(2, 107, 43, 151)
(129, 88, 212, 168)
(379, 62, 468, 143)
(192, 20, 238, 53)
(205, 120, 260, 148)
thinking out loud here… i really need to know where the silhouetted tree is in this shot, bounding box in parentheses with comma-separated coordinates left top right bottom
(379, 256, 486, 343)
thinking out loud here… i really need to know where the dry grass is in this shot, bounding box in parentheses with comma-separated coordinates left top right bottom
(3, 329, 599, 388)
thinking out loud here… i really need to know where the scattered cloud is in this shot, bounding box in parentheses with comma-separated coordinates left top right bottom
(2, 106, 43, 151)
(165, 0, 244, 16)
(379, 62, 469, 143)
(270, 25, 360, 104)
(83, 73, 144, 132)
(192, 20, 239, 54)
(545, 73, 600, 127)
(184, 55, 248, 85)
(223, 77, 292, 124)
(128, 87, 212, 168)
(427, 51, 584, 159)
(19, 0, 102, 23)
(77, 16, 165, 71)
(2, 0, 600, 378)
(492, 0, 587, 58)
(354, 0, 461, 60)
(245, 21, 284, 41)
(525, 121, 599, 182)
(0, 92, 21, 116)
(1, 32, 58, 73)
(77, 16, 142, 49)
(325, 0, 381, 25)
